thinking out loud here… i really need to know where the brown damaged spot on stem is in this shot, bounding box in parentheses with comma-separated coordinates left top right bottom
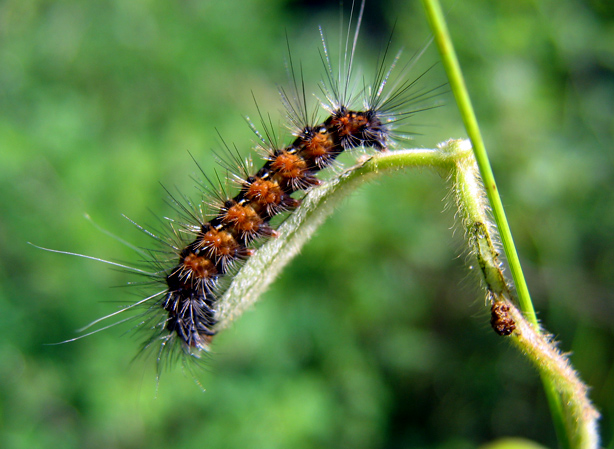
(490, 301, 516, 336)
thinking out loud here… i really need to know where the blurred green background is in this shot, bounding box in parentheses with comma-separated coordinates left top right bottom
(1, 0, 613, 448)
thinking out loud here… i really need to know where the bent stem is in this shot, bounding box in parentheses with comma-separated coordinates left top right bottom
(449, 141, 599, 449)
(215, 139, 598, 448)
(216, 146, 460, 326)
(420, 0, 597, 447)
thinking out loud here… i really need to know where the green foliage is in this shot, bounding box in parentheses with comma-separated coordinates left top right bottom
(1, 0, 612, 448)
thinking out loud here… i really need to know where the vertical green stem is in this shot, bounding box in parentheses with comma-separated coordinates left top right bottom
(420, 1, 569, 447)
(421, 0, 536, 324)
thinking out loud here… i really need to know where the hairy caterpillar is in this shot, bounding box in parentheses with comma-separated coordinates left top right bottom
(38, 0, 441, 375)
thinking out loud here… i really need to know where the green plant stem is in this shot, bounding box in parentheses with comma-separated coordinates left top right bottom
(216, 147, 460, 326)
(420, 0, 535, 326)
(507, 304, 600, 449)
(447, 141, 512, 301)
(420, 1, 571, 447)
(216, 140, 598, 448)
(449, 142, 599, 448)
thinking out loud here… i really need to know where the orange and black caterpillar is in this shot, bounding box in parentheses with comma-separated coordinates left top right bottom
(160, 106, 391, 354)
(39, 0, 441, 372)
(132, 0, 443, 369)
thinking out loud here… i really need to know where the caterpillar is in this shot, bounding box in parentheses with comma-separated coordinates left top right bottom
(39, 0, 441, 375)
